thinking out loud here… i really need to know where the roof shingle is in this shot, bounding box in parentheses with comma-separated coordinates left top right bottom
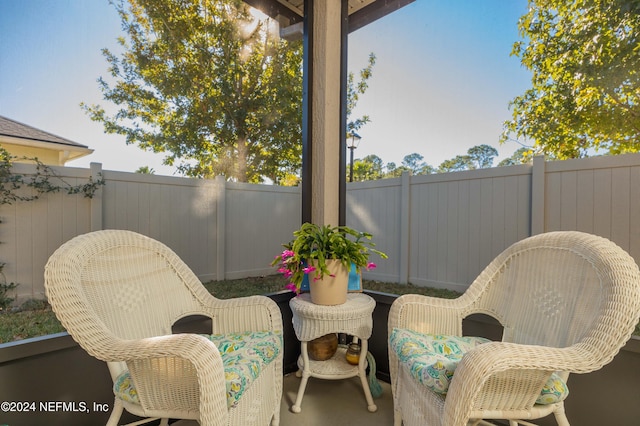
(0, 115, 88, 148)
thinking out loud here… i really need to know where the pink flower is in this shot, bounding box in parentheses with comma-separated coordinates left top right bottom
(366, 262, 377, 270)
(302, 265, 316, 274)
(277, 267, 292, 276)
(285, 283, 299, 294)
(281, 250, 295, 260)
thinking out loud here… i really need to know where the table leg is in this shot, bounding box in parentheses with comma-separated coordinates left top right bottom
(358, 339, 377, 412)
(291, 341, 310, 413)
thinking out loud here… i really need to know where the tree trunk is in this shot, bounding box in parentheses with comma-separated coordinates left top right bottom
(236, 136, 248, 182)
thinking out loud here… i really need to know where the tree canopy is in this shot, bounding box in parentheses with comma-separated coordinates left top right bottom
(351, 155, 384, 182)
(348, 144, 514, 181)
(437, 145, 500, 173)
(502, 0, 640, 159)
(468, 144, 499, 169)
(83, 0, 303, 183)
(347, 53, 376, 136)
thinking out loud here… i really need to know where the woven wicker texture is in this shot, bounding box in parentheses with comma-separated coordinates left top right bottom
(289, 293, 378, 413)
(388, 231, 640, 426)
(290, 293, 375, 341)
(44, 230, 283, 426)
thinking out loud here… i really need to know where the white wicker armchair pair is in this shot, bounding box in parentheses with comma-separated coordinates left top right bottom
(44, 230, 283, 426)
(388, 231, 640, 426)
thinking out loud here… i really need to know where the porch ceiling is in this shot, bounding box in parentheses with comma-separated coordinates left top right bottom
(242, 0, 415, 33)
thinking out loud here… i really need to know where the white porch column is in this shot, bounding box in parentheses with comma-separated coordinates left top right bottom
(303, 0, 345, 227)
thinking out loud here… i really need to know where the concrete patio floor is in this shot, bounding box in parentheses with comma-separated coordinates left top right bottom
(278, 372, 394, 426)
(172, 373, 502, 426)
(277, 372, 498, 426)
(173, 372, 394, 426)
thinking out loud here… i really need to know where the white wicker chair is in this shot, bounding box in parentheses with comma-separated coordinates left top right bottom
(388, 231, 640, 426)
(44, 230, 283, 426)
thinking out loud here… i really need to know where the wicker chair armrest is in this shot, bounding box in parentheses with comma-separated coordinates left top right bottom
(459, 341, 597, 377)
(105, 333, 229, 425)
(441, 341, 586, 425)
(200, 294, 284, 335)
(388, 293, 469, 336)
(109, 332, 219, 361)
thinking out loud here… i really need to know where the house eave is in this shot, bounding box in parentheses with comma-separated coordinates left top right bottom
(0, 135, 94, 162)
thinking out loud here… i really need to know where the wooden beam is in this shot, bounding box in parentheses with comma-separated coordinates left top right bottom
(241, 0, 303, 25)
(349, 0, 415, 32)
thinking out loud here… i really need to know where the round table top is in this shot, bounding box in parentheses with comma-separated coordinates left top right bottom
(289, 293, 376, 340)
(290, 293, 375, 318)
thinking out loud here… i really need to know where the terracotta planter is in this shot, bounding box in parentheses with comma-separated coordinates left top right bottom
(308, 259, 349, 305)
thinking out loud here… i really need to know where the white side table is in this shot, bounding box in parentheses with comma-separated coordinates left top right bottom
(289, 293, 377, 413)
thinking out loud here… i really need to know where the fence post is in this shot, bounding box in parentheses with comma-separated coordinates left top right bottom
(531, 155, 546, 235)
(399, 171, 411, 284)
(89, 162, 103, 232)
(215, 175, 226, 281)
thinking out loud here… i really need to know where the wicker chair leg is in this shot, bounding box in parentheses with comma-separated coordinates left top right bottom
(393, 410, 402, 426)
(553, 403, 570, 426)
(106, 398, 123, 426)
(159, 419, 169, 426)
(271, 408, 280, 426)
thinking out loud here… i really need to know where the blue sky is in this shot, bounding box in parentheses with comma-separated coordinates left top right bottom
(0, 0, 531, 176)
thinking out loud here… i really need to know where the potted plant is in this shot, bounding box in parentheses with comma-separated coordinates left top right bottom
(272, 223, 387, 304)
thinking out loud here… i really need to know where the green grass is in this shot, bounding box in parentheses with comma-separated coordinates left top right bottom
(202, 275, 462, 299)
(2, 276, 638, 343)
(202, 275, 289, 298)
(363, 280, 460, 299)
(0, 301, 65, 343)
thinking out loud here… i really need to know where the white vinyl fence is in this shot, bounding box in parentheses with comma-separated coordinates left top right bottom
(4, 153, 640, 302)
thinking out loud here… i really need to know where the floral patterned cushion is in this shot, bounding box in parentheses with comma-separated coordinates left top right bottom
(536, 374, 570, 405)
(389, 328, 568, 405)
(113, 372, 138, 404)
(113, 330, 281, 408)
